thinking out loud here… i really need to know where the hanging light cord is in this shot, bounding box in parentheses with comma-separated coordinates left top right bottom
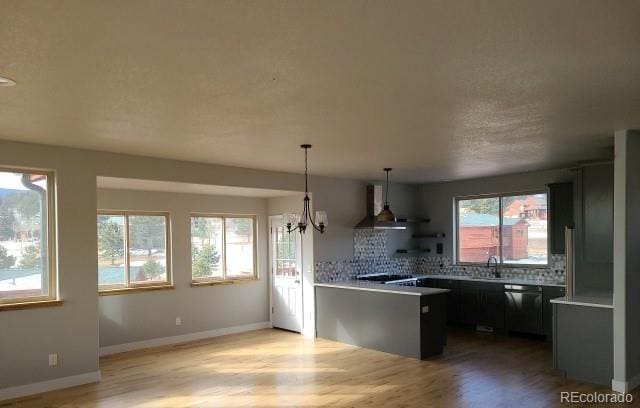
(385, 169, 389, 206)
(305, 146, 309, 193)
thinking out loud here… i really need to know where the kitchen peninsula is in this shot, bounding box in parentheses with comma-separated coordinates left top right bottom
(314, 281, 449, 359)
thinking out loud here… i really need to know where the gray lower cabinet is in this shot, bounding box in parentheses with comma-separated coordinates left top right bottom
(477, 284, 505, 329)
(422, 278, 563, 337)
(553, 303, 613, 386)
(458, 281, 505, 329)
(422, 278, 460, 324)
(543, 286, 565, 338)
(458, 287, 479, 325)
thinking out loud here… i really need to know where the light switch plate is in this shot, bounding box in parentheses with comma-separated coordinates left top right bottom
(421, 306, 429, 314)
(48, 353, 58, 366)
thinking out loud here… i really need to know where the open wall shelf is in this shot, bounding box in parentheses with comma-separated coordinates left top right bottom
(396, 218, 431, 223)
(396, 248, 431, 255)
(412, 233, 446, 239)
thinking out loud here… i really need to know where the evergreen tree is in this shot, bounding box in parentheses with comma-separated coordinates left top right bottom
(129, 216, 165, 257)
(0, 246, 16, 269)
(0, 203, 17, 241)
(192, 244, 221, 278)
(98, 220, 124, 265)
(462, 197, 499, 215)
(191, 218, 212, 245)
(138, 258, 163, 280)
(19, 245, 40, 269)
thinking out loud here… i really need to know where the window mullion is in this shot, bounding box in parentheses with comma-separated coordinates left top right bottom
(221, 216, 227, 280)
(498, 196, 503, 264)
(165, 214, 171, 285)
(124, 214, 131, 288)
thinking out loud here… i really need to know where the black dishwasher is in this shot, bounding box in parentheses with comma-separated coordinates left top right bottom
(504, 284, 543, 335)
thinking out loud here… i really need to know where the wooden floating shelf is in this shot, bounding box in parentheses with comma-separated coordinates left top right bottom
(396, 218, 431, 223)
(412, 233, 446, 239)
(396, 249, 431, 254)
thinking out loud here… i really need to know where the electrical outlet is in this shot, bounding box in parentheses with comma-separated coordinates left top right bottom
(48, 353, 58, 366)
(175, 317, 181, 326)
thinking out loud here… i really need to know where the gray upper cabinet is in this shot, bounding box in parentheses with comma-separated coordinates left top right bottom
(573, 163, 614, 293)
(548, 182, 574, 254)
(582, 165, 614, 263)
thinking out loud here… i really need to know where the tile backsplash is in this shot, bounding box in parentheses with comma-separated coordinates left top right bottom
(353, 229, 388, 259)
(315, 230, 565, 284)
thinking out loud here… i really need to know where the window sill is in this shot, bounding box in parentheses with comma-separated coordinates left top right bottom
(191, 278, 259, 287)
(0, 299, 63, 311)
(99, 285, 174, 296)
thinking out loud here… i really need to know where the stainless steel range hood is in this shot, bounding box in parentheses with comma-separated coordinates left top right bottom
(354, 185, 407, 230)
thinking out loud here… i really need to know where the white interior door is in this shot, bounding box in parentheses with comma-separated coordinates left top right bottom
(270, 216, 303, 333)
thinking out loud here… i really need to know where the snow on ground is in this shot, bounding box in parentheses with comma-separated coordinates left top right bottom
(0, 273, 41, 291)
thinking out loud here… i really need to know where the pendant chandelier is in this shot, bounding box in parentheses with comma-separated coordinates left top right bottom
(285, 144, 328, 234)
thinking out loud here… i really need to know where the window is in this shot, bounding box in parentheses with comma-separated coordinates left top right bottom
(274, 226, 298, 278)
(97, 211, 170, 291)
(191, 215, 256, 282)
(456, 192, 548, 265)
(0, 168, 56, 305)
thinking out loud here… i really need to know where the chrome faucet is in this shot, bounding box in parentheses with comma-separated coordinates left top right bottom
(486, 256, 500, 278)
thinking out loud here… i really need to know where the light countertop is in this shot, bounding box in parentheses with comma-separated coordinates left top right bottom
(550, 293, 613, 309)
(406, 274, 565, 287)
(314, 281, 450, 296)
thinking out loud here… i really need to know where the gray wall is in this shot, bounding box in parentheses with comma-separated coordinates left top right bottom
(614, 130, 640, 389)
(308, 179, 419, 261)
(0, 145, 99, 389)
(0, 139, 421, 391)
(379, 183, 420, 257)
(625, 132, 640, 381)
(97, 189, 269, 347)
(417, 168, 575, 259)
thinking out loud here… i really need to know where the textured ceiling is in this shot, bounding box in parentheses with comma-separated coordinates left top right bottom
(0, 1, 637, 183)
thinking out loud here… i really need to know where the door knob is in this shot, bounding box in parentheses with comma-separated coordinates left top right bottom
(294, 280, 300, 284)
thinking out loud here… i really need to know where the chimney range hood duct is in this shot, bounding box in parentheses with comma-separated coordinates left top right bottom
(354, 185, 407, 230)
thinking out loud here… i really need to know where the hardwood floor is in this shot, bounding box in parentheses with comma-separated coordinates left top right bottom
(2, 327, 637, 407)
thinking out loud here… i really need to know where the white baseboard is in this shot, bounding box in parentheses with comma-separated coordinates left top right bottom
(0, 370, 101, 402)
(0, 323, 271, 402)
(612, 379, 627, 393)
(99, 321, 272, 356)
(612, 372, 640, 393)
